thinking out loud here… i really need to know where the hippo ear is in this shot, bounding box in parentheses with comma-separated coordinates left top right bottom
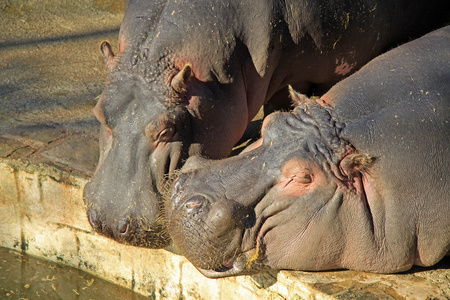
(288, 85, 311, 107)
(100, 41, 115, 69)
(171, 63, 192, 94)
(340, 152, 375, 179)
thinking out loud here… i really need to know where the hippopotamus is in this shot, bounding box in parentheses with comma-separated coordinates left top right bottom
(167, 26, 450, 277)
(83, 0, 450, 248)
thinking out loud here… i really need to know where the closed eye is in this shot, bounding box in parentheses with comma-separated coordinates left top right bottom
(284, 174, 312, 188)
(157, 125, 175, 142)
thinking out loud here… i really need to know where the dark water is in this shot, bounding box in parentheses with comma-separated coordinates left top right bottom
(93, 0, 126, 14)
(0, 247, 148, 300)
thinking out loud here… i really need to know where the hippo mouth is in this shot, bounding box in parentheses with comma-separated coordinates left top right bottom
(213, 255, 246, 272)
(195, 248, 264, 278)
(85, 202, 171, 248)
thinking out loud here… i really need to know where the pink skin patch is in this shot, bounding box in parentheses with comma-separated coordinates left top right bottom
(335, 58, 357, 76)
(239, 138, 263, 155)
(277, 158, 325, 197)
(118, 35, 126, 53)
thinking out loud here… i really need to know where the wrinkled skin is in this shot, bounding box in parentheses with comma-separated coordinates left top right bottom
(167, 27, 450, 277)
(83, 0, 450, 248)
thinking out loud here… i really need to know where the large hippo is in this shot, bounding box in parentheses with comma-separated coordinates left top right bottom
(83, 0, 450, 248)
(167, 26, 450, 277)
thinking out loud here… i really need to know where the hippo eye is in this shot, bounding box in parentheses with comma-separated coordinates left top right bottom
(156, 124, 175, 142)
(298, 173, 312, 184)
(146, 122, 176, 144)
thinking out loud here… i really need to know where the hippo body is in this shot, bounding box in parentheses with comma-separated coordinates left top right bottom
(167, 26, 450, 277)
(83, 0, 450, 248)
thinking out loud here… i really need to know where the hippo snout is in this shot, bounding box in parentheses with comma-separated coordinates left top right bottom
(86, 207, 113, 238)
(86, 207, 132, 238)
(168, 187, 254, 270)
(117, 218, 131, 236)
(171, 193, 250, 235)
(184, 196, 207, 213)
(83, 179, 170, 248)
(171, 193, 211, 223)
(170, 172, 189, 198)
(87, 207, 101, 231)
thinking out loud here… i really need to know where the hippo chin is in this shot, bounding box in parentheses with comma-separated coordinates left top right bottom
(167, 27, 450, 277)
(83, 0, 450, 248)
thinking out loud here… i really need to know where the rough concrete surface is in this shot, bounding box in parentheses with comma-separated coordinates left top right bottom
(0, 1, 449, 299)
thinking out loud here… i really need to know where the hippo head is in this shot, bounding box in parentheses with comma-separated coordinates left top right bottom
(167, 90, 375, 276)
(83, 38, 249, 248)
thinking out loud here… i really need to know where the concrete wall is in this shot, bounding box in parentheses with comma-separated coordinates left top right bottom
(0, 0, 448, 298)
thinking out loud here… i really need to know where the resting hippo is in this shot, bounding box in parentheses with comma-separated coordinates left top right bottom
(167, 26, 450, 277)
(83, 0, 450, 248)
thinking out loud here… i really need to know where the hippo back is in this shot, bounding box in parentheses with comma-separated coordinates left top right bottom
(333, 27, 450, 267)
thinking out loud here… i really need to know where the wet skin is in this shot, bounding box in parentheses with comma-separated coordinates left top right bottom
(83, 0, 450, 248)
(167, 27, 450, 277)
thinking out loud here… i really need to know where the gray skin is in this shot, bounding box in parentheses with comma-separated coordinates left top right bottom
(167, 26, 450, 277)
(83, 0, 450, 248)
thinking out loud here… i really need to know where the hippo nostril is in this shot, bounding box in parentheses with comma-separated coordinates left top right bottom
(117, 219, 131, 236)
(242, 210, 256, 228)
(173, 173, 189, 193)
(184, 196, 207, 213)
(186, 201, 202, 209)
(87, 209, 101, 230)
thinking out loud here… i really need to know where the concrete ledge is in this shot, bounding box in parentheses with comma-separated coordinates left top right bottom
(1, 0, 448, 298)
(1, 158, 449, 299)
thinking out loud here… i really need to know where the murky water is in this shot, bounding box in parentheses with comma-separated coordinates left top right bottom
(0, 247, 148, 300)
(93, 0, 126, 14)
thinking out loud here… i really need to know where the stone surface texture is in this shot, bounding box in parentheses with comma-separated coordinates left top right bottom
(0, 1, 449, 299)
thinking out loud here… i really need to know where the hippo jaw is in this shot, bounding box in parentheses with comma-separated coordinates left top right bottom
(194, 248, 264, 278)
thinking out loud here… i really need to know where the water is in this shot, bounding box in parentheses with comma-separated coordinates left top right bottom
(93, 0, 126, 14)
(0, 247, 148, 300)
